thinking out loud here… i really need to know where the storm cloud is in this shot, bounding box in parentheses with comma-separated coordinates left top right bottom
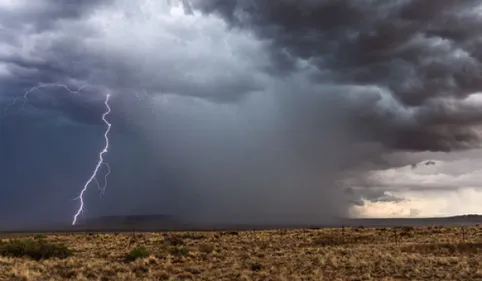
(1, 0, 482, 226)
(192, 0, 482, 152)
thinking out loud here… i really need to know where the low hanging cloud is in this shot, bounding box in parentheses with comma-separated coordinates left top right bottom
(1, 0, 482, 226)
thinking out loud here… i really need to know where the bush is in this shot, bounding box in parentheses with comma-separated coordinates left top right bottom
(33, 234, 47, 240)
(125, 246, 150, 262)
(401, 226, 415, 232)
(354, 226, 364, 232)
(250, 262, 263, 271)
(399, 231, 415, 238)
(168, 246, 189, 257)
(312, 237, 344, 247)
(0, 239, 72, 260)
(180, 233, 205, 240)
(198, 243, 214, 253)
(221, 231, 239, 236)
(164, 235, 185, 246)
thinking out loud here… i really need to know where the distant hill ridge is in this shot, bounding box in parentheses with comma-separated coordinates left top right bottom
(2, 214, 482, 233)
(446, 214, 482, 219)
(73, 214, 187, 230)
(83, 214, 177, 223)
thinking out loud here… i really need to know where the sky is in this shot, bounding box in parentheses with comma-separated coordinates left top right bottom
(1, 0, 482, 227)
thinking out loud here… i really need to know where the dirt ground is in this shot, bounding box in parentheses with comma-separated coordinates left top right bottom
(1, 226, 482, 281)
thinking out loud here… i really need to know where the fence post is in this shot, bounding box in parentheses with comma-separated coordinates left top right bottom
(462, 226, 466, 244)
(341, 225, 345, 244)
(394, 228, 398, 245)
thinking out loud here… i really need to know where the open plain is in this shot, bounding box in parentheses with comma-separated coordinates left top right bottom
(2, 226, 482, 281)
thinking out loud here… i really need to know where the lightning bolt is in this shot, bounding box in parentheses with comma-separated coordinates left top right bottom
(72, 93, 112, 225)
(2, 84, 113, 226)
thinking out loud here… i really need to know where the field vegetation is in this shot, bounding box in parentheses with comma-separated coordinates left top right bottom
(1, 226, 482, 280)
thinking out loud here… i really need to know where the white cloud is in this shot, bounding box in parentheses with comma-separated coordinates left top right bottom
(352, 152, 482, 217)
(0, 0, 272, 102)
(79, 0, 270, 99)
(368, 157, 482, 190)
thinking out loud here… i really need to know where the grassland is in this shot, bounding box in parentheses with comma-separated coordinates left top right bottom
(1, 226, 482, 280)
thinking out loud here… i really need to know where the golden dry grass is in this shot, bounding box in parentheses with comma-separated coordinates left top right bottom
(1, 226, 482, 280)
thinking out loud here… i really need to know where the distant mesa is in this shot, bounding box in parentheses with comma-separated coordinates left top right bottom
(74, 214, 188, 231)
(447, 214, 482, 220)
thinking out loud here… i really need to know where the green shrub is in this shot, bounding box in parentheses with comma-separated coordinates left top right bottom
(0, 239, 72, 260)
(168, 246, 189, 257)
(125, 246, 150, 262)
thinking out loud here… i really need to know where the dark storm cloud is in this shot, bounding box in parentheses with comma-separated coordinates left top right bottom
(191, 0, 482, 152)
(2, 0, 327, 226)
(0, 0, 117, 126)
(3, 0, 482, 226)
(3, 0, 482, 152)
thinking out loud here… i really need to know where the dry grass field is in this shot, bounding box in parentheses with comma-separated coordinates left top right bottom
(1, 226, 482, 281)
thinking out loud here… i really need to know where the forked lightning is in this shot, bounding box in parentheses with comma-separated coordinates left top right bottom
(72, 93, 112, 225)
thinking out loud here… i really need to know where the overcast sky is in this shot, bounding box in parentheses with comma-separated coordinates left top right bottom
(1, 0, 482, 227)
